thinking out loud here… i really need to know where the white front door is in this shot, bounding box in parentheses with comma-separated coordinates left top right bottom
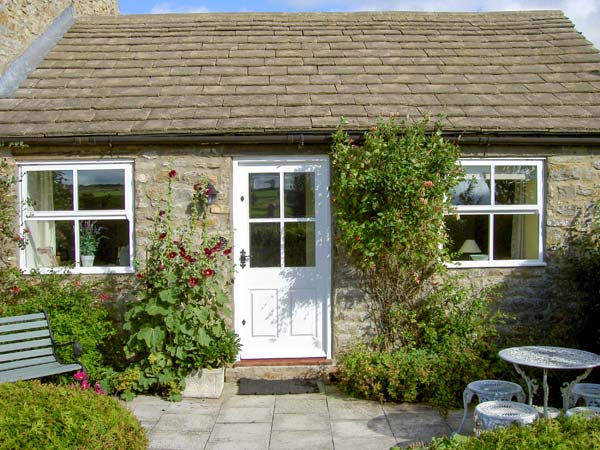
(233, 156, 331, 359)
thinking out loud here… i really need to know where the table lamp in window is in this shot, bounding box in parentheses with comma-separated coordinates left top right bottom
(458, 239, 486, 261)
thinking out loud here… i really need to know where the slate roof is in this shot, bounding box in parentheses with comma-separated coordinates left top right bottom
(1, 10, 600, 139)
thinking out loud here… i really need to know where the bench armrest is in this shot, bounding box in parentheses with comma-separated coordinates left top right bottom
(55, 340, 84, 358)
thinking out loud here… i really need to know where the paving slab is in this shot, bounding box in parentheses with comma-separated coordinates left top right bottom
(129, 383, 469, 449)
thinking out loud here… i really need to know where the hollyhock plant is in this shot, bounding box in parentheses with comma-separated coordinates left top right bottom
(124, 172, 240, 401)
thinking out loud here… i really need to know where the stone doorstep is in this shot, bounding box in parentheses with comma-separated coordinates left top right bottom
(225, 364, 336, 382)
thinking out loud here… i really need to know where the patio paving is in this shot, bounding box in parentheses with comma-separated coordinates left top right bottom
(127, 382, 474, 450)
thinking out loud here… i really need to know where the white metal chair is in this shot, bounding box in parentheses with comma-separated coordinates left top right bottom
(570, 383, 600, 408)
(474, 400, 538, 433)
(565, 406, 600, 418)
(455, 380, 526, 435)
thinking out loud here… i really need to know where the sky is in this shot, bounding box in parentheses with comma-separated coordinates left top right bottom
(117, 0, 600, 50)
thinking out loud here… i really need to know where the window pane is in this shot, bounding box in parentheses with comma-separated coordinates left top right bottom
(495, 166, 537, 205)
(27, 171, 73, 211)
(451, 166, 491, 206)
(80, 219, 130, 267)
(25, 220, 74, 267)
(79, 169, 125, 210)
(285, 222, 315, 267)
(250, 223, 281, 267)
(249, 173, 280, 219)
(284, 173, 315, 218)
(446, 214, 489, 261)
(494, 214, 539, 260)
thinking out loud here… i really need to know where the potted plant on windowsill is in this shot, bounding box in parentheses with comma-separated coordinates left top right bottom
(79, 221, 104, 267)
(124, 170, 240, 401)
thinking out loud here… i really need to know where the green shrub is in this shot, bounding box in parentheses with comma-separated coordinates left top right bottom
(0, 381, 148, 450)
(0, 271, 114, 380)
(336, 342, 497, 409)
(407, 415, 600, 450)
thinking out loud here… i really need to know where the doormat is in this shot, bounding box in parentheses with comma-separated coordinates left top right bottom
(238, 378, 320, 395)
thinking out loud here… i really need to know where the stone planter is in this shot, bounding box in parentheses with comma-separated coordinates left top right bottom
(183, 367, 224, 398)
(80, 255, 95, 267)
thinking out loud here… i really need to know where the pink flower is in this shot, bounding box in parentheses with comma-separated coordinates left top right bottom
(74, 280, 81, 287)
(94, 383, 105, 395)
(73, 371, 87, 381)
(159, 264, 166, 270)
(168, 169, 177, 178)
(99, 293, 111, 301)
(188, 277, 199, 287)
(202, 268, 215, 277)
(423, 180, 434, 188)
(81, 380, 90, 390)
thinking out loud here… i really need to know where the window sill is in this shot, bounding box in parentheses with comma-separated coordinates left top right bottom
(446, 260, 546, 269)
(22, 267, 136, 275)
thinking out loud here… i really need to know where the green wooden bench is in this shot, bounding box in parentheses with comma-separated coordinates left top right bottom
(0, 310, 84, 382)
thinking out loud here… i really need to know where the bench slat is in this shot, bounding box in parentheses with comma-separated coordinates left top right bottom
(0, 329, 51, 344)
(0, 338, 53, 354)
(0, 362, 82, 382)
(0, 320, 49, 334)
(0, 347, 54, 363)
(0, 355, 57, 371)
(0, 313, 45, 325)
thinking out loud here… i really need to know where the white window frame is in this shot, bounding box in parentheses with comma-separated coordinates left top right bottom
(447, 158, 545, 268)
(18, 160, 135, 274)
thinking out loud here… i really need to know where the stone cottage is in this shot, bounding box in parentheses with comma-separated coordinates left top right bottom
(1, 9, 600, 365)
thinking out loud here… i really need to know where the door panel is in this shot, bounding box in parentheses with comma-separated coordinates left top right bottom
(233, 157, 331, 359)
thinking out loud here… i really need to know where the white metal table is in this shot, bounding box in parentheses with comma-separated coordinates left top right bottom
(499, 346, 600, 418)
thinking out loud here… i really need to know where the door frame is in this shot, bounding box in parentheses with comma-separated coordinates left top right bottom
(232, 155, 332, 360)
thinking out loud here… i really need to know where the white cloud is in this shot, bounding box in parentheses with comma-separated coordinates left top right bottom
(150, 2, 210, 13)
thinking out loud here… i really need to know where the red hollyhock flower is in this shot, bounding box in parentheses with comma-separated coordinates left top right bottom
(204, 247, 213, 257)
(168, 169, 177, 178)
(159, 210, 166, 217)
(11, 286, 20, 295)
(223, 247, 232, 255)
(99, 293, 111, 301)
(159, 232, 167, 239)
(188, 277, 199, 287)
(202, 268, 215, 277)
(167, 251, 177, 259)
(136, 273, 143, 279)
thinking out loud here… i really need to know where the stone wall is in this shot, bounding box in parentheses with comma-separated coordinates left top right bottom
(0, 0, 118, 74)
(8, 142, 600, 358)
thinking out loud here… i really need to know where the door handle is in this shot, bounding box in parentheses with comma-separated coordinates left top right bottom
(239, 249, 250, 269)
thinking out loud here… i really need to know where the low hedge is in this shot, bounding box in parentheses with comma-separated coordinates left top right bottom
(0, 381, 148, 450)
(405, 415, 600, 450)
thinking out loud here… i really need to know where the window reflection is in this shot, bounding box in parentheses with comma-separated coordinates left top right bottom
(249, 173, 280, 219)
(495, 166, 537, 205)
(285, 223, 315, 267)
(284, 173, 315, 218)
(445, 215, 489, 260)
(79, 169, 125, 210)
(451, 166, 491, 206)
(250, 223, 281, 267)
(27, 171, 73, 211)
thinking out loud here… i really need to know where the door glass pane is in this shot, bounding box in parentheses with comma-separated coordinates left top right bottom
(249, 173, 280, 219)
(25, 220, 74, 267)
(285, 222, 315, 267)
(445, 214, 489, 261)
(27, 170, 73, 211)
(494, 214, 539, 260)
(284, 173, 315, 218)
(79, 169, 125, 210)
(451, 166, 491, 206)
(495, 166, 537, 205)
(250, 223, 281, 267)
